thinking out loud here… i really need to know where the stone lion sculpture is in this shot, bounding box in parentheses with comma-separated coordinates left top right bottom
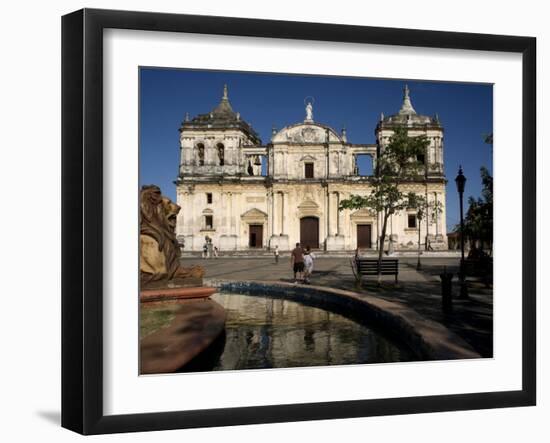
(140, 185, 204, 287)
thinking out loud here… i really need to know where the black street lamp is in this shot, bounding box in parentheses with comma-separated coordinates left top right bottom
(455, 166, 469, 299)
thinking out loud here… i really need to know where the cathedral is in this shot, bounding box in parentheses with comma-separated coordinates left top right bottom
(175, 84, 447, 252)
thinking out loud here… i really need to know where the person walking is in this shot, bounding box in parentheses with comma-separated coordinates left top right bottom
(202, 242, 208, 259)
(274, 245, 279, 264)
(207, 238, 214, 259)
(213, 246, 219, 258)
(303, 246, 315, 284)
(290, 242, 305, 283)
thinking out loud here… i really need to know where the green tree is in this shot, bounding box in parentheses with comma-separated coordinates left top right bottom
(460, 166, 493, 255)
(339, 127, 430, 280)
(455, 132, 493, 255)
(408, 194, 444, 270)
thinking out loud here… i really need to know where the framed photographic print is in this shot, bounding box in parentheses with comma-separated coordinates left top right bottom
(62, 8, 536, 435)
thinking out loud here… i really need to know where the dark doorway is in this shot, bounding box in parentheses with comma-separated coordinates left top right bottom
(249, 225, 263, 248)
(300, 217, 319, 249)
(357, 224, 372, 249)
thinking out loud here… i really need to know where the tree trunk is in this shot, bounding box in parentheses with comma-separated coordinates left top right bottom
(378, 212, 389, 283)
(417, 219, 422, 270)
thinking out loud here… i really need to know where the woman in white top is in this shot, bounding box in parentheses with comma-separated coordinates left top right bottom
(303, 246, 315, 284)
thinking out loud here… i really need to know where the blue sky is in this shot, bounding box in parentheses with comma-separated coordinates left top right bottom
(140, 68, 493, 231)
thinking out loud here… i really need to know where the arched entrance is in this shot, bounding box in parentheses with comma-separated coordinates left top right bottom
(300, 217, 319, 249)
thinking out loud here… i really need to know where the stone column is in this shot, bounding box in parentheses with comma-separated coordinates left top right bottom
(267, 190, 273, 238)
(229, 192, 235, 235)
(434, 192, 440, 236)
(224, 192, 233, 235)
(329, 192, 334, 235)
(190, 193, 198, 236)
(219, 191, 225, 233)
(326, 187, 331, 237)
(179, 191, 188, 235)
(272, 190, 278, 235)
(336, 191, 341, 235)
(437, 137, 443, 173)
(280, 191, 285, 235)
(235, 193, 241, 238)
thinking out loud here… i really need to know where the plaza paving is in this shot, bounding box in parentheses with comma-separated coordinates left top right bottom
(181, 255, 493, 357)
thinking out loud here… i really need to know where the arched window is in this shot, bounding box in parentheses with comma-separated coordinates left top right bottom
(217, 143, 225, 166)
(196, 143, 205, 166)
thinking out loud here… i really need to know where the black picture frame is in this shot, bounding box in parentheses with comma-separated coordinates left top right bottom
(62, 8, 536, 435)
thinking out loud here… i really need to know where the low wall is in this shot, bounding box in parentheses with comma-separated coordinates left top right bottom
(206, 279, 480, 362)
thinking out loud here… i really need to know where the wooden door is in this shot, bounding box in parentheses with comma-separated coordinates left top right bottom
(300, 217, 319, 249)
(249, 224, 263, 248)
(357, 224, 372, 249)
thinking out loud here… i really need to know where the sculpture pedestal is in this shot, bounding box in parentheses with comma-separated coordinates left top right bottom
(140, 295, 226, 374)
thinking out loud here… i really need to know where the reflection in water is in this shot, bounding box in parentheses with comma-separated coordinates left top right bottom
(197, 293, 413, 371)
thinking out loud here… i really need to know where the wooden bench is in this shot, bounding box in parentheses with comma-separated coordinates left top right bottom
(351, 258, 399, 283)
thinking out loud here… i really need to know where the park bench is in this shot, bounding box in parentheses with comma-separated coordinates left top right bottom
(351, 258, 399, 284)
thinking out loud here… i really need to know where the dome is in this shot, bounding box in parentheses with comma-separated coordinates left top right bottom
(379, 85, 441, 127)
(180, 85, 261, 144)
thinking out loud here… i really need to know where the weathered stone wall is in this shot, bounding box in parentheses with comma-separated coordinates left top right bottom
(176, 180, 447, 252)
(176, 91, 448, 252)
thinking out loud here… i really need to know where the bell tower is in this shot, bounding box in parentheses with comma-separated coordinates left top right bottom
(175, 85, 263, 253)
(376, 84, 445, 178)
(178, 85, 261, 179)
(374, 85, 447, 250)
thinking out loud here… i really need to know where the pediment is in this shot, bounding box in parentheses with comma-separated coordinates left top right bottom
(298, 199, 319, 210)
(241, 208, 268, 220)
(272, 123, 342, 144)
(299, 154, 317, 162)
(351, 208, 376, 218)
(297, 199, 321, 217)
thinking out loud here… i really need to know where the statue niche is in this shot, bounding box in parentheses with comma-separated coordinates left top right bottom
(140, 185, 204, 288)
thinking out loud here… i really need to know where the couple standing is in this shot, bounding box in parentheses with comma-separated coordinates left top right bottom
(290, 242, 315, 284)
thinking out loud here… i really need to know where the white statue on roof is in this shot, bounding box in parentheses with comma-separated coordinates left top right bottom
(305, 101, 313, 122)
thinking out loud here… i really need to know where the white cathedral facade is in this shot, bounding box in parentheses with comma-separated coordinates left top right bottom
(175, 84, 448, 252)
